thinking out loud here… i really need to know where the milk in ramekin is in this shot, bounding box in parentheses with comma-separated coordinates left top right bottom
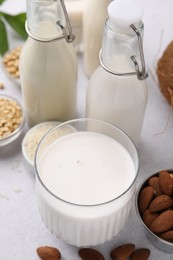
(35, 118, 139, 247)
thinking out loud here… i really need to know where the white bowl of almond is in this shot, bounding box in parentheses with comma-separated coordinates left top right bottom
(0, 94, 25, 146)
(136, 169, 173, 253)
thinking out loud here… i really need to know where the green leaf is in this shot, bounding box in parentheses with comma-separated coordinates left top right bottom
(2, 12, 27, 39)
(0, 0, 6, 5)
(0, 18, 8, 55)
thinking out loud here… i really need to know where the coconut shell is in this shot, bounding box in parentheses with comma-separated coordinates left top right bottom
(157, 41, 173, 106)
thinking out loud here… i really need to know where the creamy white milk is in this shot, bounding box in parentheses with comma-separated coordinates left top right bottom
(39, 131, 135, 204)
(36, 131, 137, 246)
(85, 0, 148, 147)
(86, 66, 148, 146)
(65, 0, 84, 52)
(20, 21, 77, 126)
(83, 0, 111, 77)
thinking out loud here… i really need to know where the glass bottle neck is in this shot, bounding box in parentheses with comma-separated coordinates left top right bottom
(26, 0, 65, 39)
(101, 19, 144, 74)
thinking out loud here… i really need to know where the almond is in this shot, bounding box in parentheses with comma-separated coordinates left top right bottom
(37, 246, 61, 260)
(149, 194, 173, 212)
(150, 210, 173, 234)
(129, 248, 150, 260)
(159, 171, 173, 196)
(148, 176, 162, 196)
(138, 186, 154, 214)
(79, 248, 105, 260)
(143, 209, 159, 227)
(160, 230, 173, 243)
(110, 243, 135, 259)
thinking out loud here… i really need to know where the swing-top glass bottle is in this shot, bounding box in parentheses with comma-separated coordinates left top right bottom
(86, 0, 148, 146)
(20, 0, 77, 127)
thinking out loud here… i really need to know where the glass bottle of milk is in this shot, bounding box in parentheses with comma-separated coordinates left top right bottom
(65, 0, 85, 53)
(20, 0, 77, 127)
(86, 0, 148, 146)
(83, 0, 112, 78)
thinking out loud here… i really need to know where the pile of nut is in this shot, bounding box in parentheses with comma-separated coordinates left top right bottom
(138, 170, 173, 242)
(2, 46, 22, 80)
(37, 243, 150, 260)
(0, 96, 23, 138)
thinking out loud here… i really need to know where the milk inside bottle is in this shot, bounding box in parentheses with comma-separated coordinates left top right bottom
(20, 0, 77, 126)
(86, 0, 148, 146)
(83, 0, 111, 77)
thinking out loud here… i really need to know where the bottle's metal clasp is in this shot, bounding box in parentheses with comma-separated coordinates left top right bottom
(25, 0, 75, 43)
(130, 24, 148, 80)
(100, 24, 148, 81)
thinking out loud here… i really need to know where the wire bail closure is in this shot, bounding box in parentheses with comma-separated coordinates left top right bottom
(99, 24, 148, 81)
(25, 0, 75, 43)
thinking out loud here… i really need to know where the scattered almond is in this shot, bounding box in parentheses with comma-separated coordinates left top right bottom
(149, 194, 173, 212)
(148, 176, 162, 196)
(79, 248, 105, 260)
(110, 243, 135, 259)
(150, 210, 173, 234)
(37, 243, 150, 260)
(37, 246, 61, 260)
(129, 248, 150, 260)
(138, 186, 154, 214)
(159, 170, 173, 196)
(0, 82, 4, 89)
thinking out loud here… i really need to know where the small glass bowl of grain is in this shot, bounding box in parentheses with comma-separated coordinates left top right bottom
(0, 94, 25, 146)
(2, 46, 22, 85)
(22, 121, 77, 174)
(22, 121, 61, 174)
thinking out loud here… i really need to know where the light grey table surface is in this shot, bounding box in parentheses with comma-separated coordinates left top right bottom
(0, 0, 173, 259)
